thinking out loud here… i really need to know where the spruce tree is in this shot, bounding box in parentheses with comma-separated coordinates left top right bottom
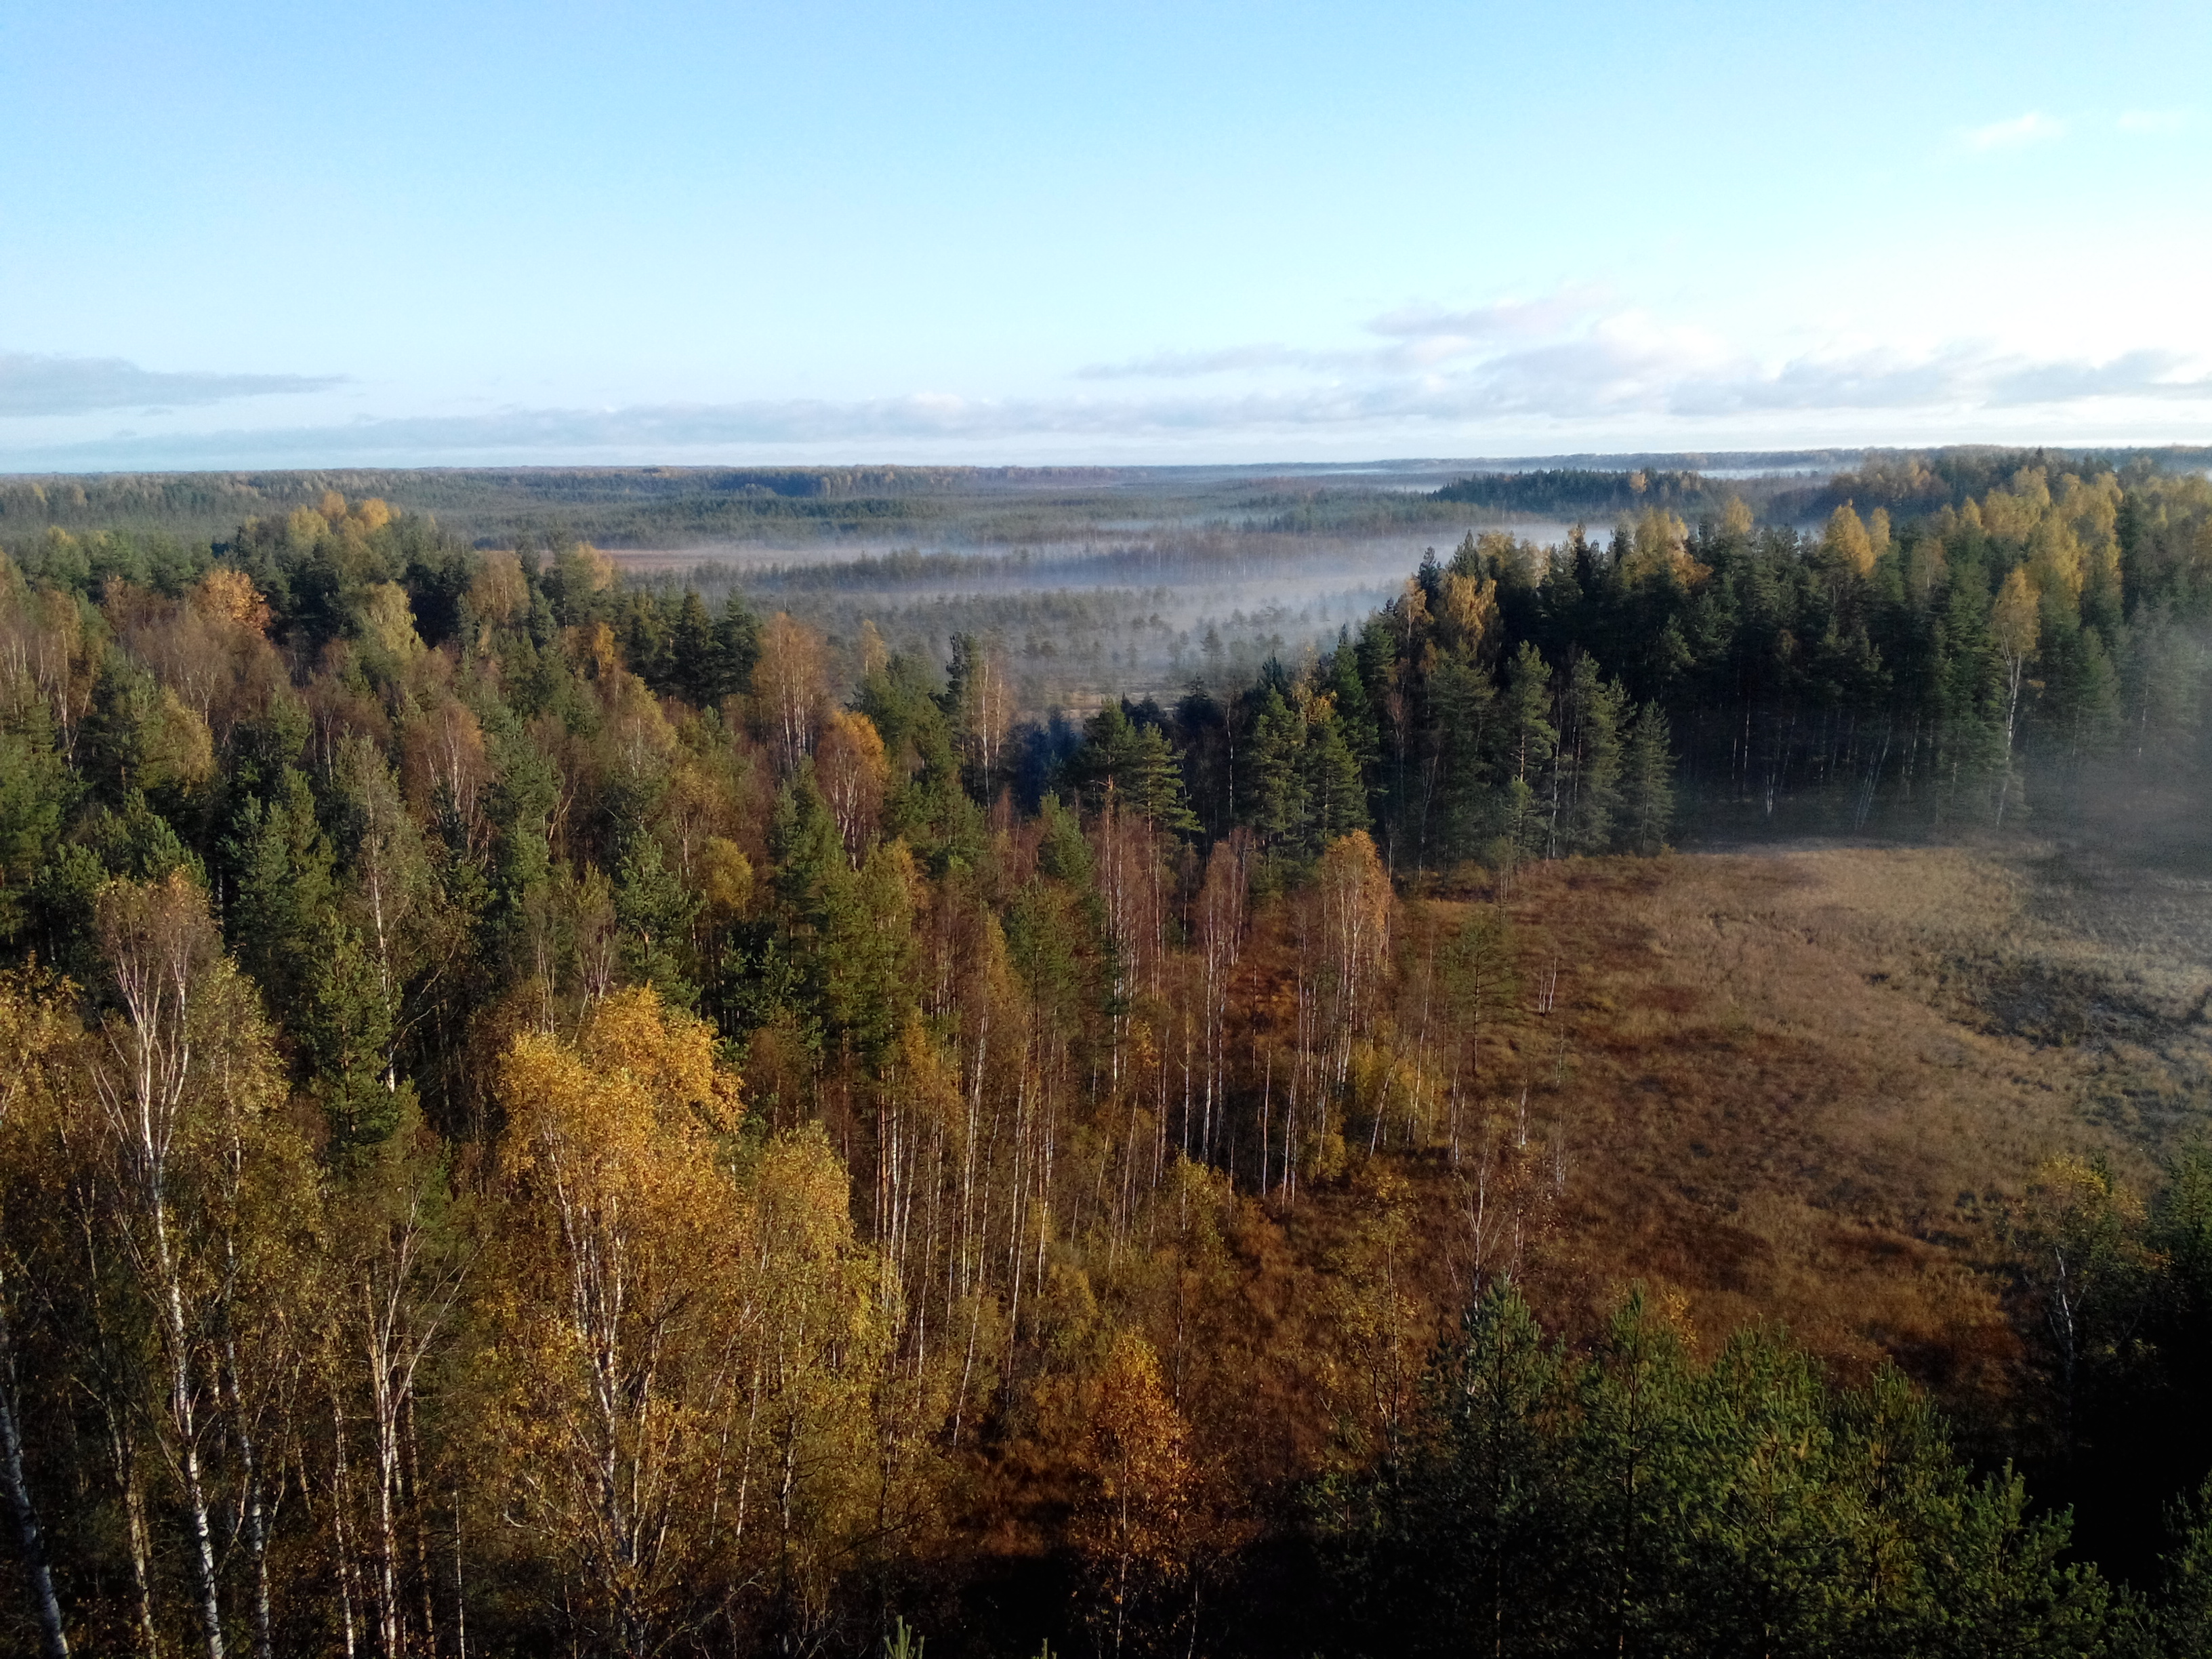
(615, 836, 700, 1007)
(1620, 701, 1674, 855)
(1244, 687, 1308, 847)
(669, 590, 720, 708)
(225, 765, 337, 1029)
(1491, 643, 1557, 875)
(1303, 708, 1370, 851)
(1551, 655, 1624, 856)
(302, 916, 405, 1158)
(1425, 647, 1495, 867)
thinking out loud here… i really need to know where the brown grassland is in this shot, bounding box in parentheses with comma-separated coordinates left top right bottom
(1357, 842, 2206, 1422)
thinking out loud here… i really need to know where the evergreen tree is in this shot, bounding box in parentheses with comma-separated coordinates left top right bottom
(668, 589, 721, 708)
(714, 592, 762, 699)
(1423, 1286, 1563, 1656)
(615, 835, 701, 1007)
(1067, 702, 1198, 834)
(1620, 701, 1674, 855)
(1324, 634, 1382, 782)
(1244, 687, 1308, 847)
(2147, 1475, 2212, 1658)
(0, 695, 72, 943)
(224, 765, 337, 1029)
(1424, 646, 1495, 867)
(1491, 643, 1557, 874)
(300, 916, 407, 1158)
(1323, 1288, 2121, 1659)
(1549, 654, 1624, 857)
(1303, 705, 1370, 851)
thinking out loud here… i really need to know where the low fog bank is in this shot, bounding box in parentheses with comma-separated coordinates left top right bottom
(625, 527, 1580, 709)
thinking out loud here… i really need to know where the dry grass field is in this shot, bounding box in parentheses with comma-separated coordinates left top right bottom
(1431, 844, 2212, 1408)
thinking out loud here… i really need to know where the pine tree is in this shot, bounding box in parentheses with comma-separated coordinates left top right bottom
(1563, 1292, 1701, 1654)
(668, 590, 720, 708)
(0, 693, 72, 944)
(2147, 1475, 2212, 1658)
(225, 764, 337, 1031)
(615, 836, 701, 1007)
(768, 764, 857, 1047)
(1936, 577, 2006, 819)
(821, 840, 918, 1064)
(1619, 701, 1674, 855)
(300, 916, 405, 1158)
(1429, 1286, 1561, 1657)
(1491, 644, 1557, 875)
(1425, 646, 1495, 868)
(714, 593, 762, 701)
(1126, 722, 1200, 836)
(1069, 703, 1199, 834)
(1549, 654, 1624, 857)
(1243, 688, 1307, 847)
(1303, 705, 1369, 851)
(1324, 635, 1382, 780)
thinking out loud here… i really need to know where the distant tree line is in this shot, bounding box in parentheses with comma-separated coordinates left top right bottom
(1433, 466, 1721, 516)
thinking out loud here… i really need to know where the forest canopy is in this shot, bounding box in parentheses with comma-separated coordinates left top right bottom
(0, 453, 2209, 1656)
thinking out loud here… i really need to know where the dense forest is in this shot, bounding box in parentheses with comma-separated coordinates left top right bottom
(1, 453, 2211, 1656)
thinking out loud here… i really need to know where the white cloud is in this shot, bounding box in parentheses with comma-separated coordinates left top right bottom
(1963, 112, 2066, 152)
(1082, 289, 1615, 381)
(8, 340, 2207, 468)
(0, 352, 344, 417)
(1063, 301, 2212, 433)
(9, 296, 2212, 469)
(1366, 289, 1609, 342)
(1079, 344, 1330, 380)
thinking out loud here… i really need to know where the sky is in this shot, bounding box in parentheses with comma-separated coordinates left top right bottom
(3, 0, 2210, 470)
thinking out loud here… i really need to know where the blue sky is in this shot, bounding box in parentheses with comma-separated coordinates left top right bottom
(3, 0, 2209, 468)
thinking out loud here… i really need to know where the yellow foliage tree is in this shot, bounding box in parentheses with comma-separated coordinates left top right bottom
(756, 613, 828, 776)
(1434, 571, 1498, 662)
(1822, 504, 1876, 577)
(466, 546, 529, 632)
(815, 708, 888, 863)
(485, 989, 907, 1654)
(356, 581, 426, 661)
(2015, 1155, 2149, 1439)
(190, 566, 271, 634)
(1074, 1329, 1195, 1658)
(487, 988, 742, 1654)
(77, 873, 319, 1659)
(1321, 1165, 1430, 1469)
(698, 836, 754, 923)
(1315, 830, 1393, 1095)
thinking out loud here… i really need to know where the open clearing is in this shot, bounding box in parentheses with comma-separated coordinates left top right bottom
(1435, 842, 2212, 1401)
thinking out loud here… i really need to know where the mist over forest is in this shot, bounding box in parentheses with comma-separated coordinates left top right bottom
(1, 445, 2211, 1658)
(9, 444, 2208, 711)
